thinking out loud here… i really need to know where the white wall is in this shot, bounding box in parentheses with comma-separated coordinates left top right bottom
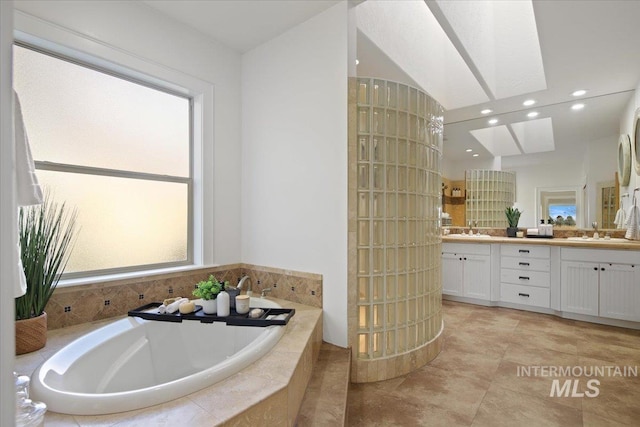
(1, 1, 16, 423)
(241, 3, 349, 346)
(505, 160, 583, 228)
(13, 0, 242, 265)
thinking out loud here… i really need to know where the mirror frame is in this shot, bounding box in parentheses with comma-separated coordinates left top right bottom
(634, 108, 640, 175)
(618, 133, 632, 186)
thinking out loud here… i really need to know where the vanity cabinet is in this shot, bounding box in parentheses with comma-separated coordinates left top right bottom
(500, 245, 551, 309)
(442, 243, 491, 300)
(561, 248, 640, 321)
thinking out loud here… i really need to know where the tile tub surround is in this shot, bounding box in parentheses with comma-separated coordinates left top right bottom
(44, 264, 322, 330)
(14, 297, 323, 426)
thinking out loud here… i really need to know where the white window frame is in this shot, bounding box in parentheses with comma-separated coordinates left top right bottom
(14, 14, 216, 287)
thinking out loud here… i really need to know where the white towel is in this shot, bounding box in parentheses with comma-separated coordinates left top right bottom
(624, 205, 640, 240)
(165, 298, 188, 314)
(614, 208, 626, 229)
(14, 91, 43, 206)
(14, 90, 44, 298)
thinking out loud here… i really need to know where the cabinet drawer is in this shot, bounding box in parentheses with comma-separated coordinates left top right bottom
(500, 269, 550, 288)
(442, 243, 491, 256)
(500, 283, 550, 308)
(501, 256, 550, 272)
(501, 245, 550, 259)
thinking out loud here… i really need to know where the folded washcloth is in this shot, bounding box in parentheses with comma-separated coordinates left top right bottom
(157, 304, 167, 314)
(165, 298, 188, 314)
(526, 228, 539, 235)
(614, 208, 626, 229)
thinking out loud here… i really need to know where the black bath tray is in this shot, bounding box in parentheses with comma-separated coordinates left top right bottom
(526, 235, 554, 239)
(128, 302, 295, 327)
(127, 302, 202, 322)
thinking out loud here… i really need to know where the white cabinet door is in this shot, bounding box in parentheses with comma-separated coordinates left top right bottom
(561, 261, 599, 316)
(442, 252, 463, 296)
(599, 263, 640, 321)
(463, 254, 491, 300)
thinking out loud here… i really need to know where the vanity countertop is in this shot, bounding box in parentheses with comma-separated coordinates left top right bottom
(442, 234, 640, 250)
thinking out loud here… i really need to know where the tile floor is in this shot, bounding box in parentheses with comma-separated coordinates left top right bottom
(347, 300, 640, 426)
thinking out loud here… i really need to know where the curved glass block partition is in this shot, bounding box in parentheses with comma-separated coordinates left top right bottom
(465, 170, 516, 228)
(349, 78, 444, 382)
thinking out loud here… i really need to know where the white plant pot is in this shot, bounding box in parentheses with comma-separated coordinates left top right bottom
(201, 299, 217, 314)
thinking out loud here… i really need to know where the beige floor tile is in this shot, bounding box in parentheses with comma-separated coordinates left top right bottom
(472, 383, 583, 427)
(392, 366, 490, 424)
(347, 301, 640, 427)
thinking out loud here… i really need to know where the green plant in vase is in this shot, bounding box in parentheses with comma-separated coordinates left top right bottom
(193, 275, 228, 314)
(16, 194, 77, 354)
(505, 206, 522, 238)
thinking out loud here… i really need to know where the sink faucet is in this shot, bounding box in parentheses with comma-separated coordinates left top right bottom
(261, 288, 272, 298)
(592, 221, 599, 239)
(468, 221, 474, 235)
(237, 275, 252, 295)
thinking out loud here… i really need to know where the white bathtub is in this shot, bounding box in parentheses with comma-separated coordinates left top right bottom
(31, 297, 285, 415)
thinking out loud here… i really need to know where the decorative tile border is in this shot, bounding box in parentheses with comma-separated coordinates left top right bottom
(45, 264, 322, 330)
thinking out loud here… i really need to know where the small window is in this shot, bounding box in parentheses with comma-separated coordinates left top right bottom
(13, 44, 192, 276)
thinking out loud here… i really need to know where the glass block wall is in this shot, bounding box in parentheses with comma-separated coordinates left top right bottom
(351, 78, 444, 380)
(465, 170, 516, 228)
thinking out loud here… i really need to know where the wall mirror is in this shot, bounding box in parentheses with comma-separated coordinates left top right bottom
(634, 108, 640, 175)
(619, 134, 631, 186)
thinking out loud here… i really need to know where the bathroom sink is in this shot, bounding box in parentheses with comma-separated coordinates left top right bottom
(565, 237, 629, 243)
(447, 233, 492, 238)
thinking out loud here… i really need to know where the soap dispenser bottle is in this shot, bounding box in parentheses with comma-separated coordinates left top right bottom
(217, 290, 230, 317)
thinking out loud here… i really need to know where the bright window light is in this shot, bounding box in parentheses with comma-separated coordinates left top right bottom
(14, 44, 192, 276)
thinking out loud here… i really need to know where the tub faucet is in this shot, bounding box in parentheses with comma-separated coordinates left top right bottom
(237, 276, 252, 295)
(261, 288, 272, 298)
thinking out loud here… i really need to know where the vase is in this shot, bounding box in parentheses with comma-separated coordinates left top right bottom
(201, 299, 217, 314)
(15, 312, 47, 355)
(506, 227, 518, 238)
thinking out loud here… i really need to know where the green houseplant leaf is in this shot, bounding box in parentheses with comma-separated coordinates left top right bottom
(192, 275, 228, 300)
(16, 194, 78, 320)
(505, 207, 522, 228)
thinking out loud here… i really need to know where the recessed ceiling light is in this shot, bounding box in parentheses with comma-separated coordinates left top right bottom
(572, 89, 586, 97)
(355, 59, 360, 65)
(473, 154, 479, 157)
(571, 103, 585, 110)
(465, 148, 473, 152)
(527, 111, 539, 118)
(488, 118, 498, 125)
(481, 109, 493, 114)
(523, 99, 536, 106)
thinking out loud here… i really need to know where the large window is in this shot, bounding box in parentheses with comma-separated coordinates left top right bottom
(13, 44, 192, 276)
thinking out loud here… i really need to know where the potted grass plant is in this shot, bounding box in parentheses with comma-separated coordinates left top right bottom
(505, 206, 522, 238)
(16, 195, 77, 354)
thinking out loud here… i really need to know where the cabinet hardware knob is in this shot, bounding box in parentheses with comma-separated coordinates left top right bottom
(601, 268, 605, 271)
(519, 250, 530, 253)
(518, 293, 530, 297)
(464, 257, 467, 260)
(519, 276, 530, 280)
(593, 267, 598, 271)
(519, 262, 530, 266)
